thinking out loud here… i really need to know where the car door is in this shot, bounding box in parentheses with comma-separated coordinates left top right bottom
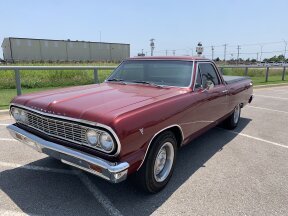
(197, 62, 229, 121)
(180, 62, 229, 139)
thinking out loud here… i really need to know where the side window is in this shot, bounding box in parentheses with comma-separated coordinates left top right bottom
(195, 70, 202, 89)
(198, 63, 220, 88)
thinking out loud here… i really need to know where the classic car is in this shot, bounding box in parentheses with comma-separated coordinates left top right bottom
(7, 56, 253, 193)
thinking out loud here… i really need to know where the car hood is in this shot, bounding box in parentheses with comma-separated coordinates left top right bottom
(12, 83, 186, 125)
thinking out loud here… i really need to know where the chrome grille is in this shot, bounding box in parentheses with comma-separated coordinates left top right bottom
(24, 111, 90, 146)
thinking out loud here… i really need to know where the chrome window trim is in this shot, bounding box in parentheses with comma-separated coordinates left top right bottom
(10, 103, 121, 156)
(105, 60, 194, 89)
(136, 124, 184, 171)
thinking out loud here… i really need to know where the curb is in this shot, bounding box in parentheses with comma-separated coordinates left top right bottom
(254, 83, 288, 89)
(0, 109, 10, 116)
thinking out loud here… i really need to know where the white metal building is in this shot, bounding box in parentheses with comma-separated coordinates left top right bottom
(1, 37, 130, 62)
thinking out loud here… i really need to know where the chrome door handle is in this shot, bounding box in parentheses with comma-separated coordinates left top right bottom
(222, 90, 228, 93)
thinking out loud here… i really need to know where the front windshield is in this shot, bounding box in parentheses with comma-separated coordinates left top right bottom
(107, 60, 193, 87)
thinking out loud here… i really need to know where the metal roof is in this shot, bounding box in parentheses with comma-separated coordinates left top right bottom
(5, 37, 130, 46)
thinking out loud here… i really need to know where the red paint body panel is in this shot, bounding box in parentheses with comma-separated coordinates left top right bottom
(11, 58, 253, 175)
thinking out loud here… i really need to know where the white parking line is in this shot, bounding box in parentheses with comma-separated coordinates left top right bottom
(248, 105, 288, 114)
(0, 138, 16, 142)
(226, 130, 288, 149)
(0, 123, 9, 126)
(255, 95, 288, 100)
(0, 161, 76, 175)
(78, 173, 123, 216)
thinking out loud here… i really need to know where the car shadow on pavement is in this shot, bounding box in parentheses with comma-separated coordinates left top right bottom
(0, 118, 251, 216)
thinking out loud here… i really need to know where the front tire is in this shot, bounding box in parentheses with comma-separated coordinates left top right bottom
(136, 131, 177, 193)
(225, 104, 241, 129)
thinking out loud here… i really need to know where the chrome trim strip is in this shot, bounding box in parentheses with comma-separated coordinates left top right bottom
(10, 103, 121, 156)
(7, 124, 129, 183)
(136, 124, 184, 171)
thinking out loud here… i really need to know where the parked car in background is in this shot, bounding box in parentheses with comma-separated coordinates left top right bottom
(258, 61, 268, 66)
(7, 57, 254, 193)
(279, 61, 288, 66)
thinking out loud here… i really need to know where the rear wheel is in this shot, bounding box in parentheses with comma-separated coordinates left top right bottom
(136, 131, 177, 193)
(225, 104, 241, 129)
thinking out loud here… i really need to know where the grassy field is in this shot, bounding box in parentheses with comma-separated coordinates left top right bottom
(0, 63, 287, 110)
(0, 62, 115, 89)
(222, 67, 287, 84)
(0, 87, 59, 110)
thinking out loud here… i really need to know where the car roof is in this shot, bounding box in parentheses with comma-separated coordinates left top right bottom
(128, 56, 210, 61)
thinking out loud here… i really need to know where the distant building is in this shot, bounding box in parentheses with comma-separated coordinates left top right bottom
(1, 37, 130, 62)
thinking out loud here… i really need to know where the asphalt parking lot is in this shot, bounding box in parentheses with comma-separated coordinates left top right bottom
(0, 85, 288, 216)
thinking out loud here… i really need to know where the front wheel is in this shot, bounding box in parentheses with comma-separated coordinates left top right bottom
(135, 131, 177, 193)
(225, 104, 241, 129)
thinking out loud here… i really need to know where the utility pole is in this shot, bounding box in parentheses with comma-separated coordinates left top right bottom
(211, 46, 214, 60)
(166, 50, 168, 56)
(99, 31, 101, 42)
(260, 45, 263, 61)
(256, 53, 259, 62)
(284, 39, 287, 60)
(150, 39, 155, 56)
(172, 50, 176, 56)
(223, 44, 227, 63)
(237, 45, 241, 64)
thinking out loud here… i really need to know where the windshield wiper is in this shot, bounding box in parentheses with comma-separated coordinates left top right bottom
(106, 78, 126, 84)
(130, 80, 163, 88)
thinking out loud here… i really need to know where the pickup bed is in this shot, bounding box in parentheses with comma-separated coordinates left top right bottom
(7, 56, 253, 193)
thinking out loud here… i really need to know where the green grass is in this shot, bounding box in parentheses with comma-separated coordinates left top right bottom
(0, 62, 115, 89)
(0, 87, 59, 110)
(222, 68, 287, 85)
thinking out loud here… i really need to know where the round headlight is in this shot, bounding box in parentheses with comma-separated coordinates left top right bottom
(99, 132, 114, 152)
(86, 129, 98, 146)
(19, 110, 28, 123)
(11, 108, 21, 121)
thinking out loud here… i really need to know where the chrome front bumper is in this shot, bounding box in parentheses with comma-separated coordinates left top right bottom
(7, 124, 129, 183)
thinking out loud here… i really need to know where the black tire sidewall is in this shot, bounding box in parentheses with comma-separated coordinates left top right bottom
(144, 131, 177, 193)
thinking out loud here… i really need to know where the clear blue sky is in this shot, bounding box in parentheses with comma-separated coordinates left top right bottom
(1, 0, 287, 60)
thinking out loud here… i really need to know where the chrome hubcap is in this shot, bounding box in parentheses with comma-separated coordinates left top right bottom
(234, 105, 240, 124)
(153, 142, 174, 182)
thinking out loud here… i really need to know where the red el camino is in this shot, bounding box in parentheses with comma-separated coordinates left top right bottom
(7, 57, 253, 193)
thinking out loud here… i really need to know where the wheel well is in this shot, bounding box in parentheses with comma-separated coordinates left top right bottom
(137, 125, 184, 171)
(168, 126, 183, 148)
